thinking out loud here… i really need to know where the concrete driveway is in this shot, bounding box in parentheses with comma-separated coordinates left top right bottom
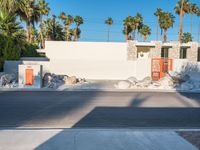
(0, 91, 200, 128)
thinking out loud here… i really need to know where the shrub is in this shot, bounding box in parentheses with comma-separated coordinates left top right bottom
(21, 43, 40, 57)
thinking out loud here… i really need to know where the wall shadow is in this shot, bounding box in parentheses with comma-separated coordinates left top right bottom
(174, 62, 200, 106)
(72, 107, 200, 128)
(0, 91, 99, 129)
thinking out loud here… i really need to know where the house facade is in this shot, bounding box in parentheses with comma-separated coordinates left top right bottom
(127, 40, 200, 62)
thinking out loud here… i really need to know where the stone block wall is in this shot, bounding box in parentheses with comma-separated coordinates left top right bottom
(127, 40, 137, 60)
(149, 41, 162, 58)
(168, 43, 180, 59)
(187, 42, 199, 62)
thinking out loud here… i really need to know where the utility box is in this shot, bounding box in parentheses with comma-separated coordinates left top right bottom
(18, 65, 43, 88)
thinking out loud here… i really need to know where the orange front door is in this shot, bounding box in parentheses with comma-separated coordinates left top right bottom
(25, 69, 34, 85)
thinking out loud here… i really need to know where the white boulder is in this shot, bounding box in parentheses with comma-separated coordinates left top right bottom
(64, 76, 77, 85)
(116, 81, 131, 89)
(127, 77, 138, 84)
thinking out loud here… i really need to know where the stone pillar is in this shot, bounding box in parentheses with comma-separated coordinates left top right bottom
(187, 42, 198, 62)
(127, 40, 137, 61)
(168, 43, 180, 59)
(149, 41, 162, 58)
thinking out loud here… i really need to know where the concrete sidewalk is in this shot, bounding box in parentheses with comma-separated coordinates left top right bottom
(0, 129, 198, 150)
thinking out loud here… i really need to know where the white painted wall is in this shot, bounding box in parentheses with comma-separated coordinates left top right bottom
(45, 41, 127, 61)
(4, 42, 151, 80)
(49, 59, 151, 80)
(4, 60, 50, 76)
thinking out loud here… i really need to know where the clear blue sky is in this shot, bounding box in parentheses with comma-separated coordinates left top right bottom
(46, 0, 200, 42)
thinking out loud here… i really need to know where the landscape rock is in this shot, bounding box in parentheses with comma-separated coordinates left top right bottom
(0, 73, 17, 87)
(64, 76, 78, 85)
(43, 73, 86, 88)
(127, 77, 138, 84)
(116, 81, 131, 89)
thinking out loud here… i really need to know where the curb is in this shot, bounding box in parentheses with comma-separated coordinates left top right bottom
(0, 88, 200, 93)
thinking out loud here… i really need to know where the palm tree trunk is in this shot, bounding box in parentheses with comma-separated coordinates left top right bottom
(164, 29, 167, 43)
(156, 18, 159, 41)
(74, 27, 78, 41)
(178, 0, 184, 42)
(40, 15, 45, 48)
(107, 25, 110, 42)
(66, 25, 70, 41)
(26, 19, 31, 42)
(190, 15, 193, 35)
(125, 26, 128, 41)
(144, 35, 147, 42)
(198, 22, 200, 42)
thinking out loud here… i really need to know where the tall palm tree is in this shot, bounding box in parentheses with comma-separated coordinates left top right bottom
(154, 8, 163, 41)
(189, 3, 199, 35)
(175, 0, 190, 42)
(43, 16, 65, 41)
(198, 10, 200, 42)
(37, 0, 50, 48)
(159, 12, 175, 43)
(139, 25, 151, 42)
(59, 12, 74, 41)
(18, 0, 38, 42)
(74, 16, 83, 41)
(133, 13, 143, 40)
(123, 16, 134, 41)
(105, 17, 113, 42)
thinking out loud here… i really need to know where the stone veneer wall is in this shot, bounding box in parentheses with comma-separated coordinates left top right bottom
(127, 40, 137, 60)
(149, 41, 162, 58)
(187, 42, 199, 62)
(168, 43, 180, 59)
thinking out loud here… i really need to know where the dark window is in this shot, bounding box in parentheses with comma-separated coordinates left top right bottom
(198, 48, 200, 62)
(161, 48, 169, 58)
(180, 48, 187, 59)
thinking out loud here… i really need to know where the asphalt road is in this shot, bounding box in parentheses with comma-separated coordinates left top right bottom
(0, 91, 200, 128)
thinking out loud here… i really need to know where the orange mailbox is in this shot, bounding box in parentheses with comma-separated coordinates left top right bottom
(25, 69, 34, 85)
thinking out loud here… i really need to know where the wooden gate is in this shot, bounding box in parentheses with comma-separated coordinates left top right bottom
(151, 58, 173, 80)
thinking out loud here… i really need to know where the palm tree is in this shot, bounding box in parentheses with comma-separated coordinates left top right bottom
(0, 10, 24, 37)
(159, 12, 175, 43)
(154, 8, 163, 41)
(139, 25, 151, 42)
(123, 16, 134, 41)
(0, 0, 25, 13)
(133, 13, 143, 40)
(175, 0, 191, 42)
(0, 9, 26, 47)
(37, 0, 49, 48)
(189, 3, 199, 35)
(198, 10, 200, 42)
(105, 17, 113, 42)
(59, 12, 74, 41)
(43, 16, 65, 41)
(17, 0, 38, 42)
(181, 32, 192, 43)
(74, 16, 83, 41)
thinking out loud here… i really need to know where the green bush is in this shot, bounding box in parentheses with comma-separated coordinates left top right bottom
(0, 34, 21, 70)
(0, 34, 43, 71)
(21, 43, 40, 57)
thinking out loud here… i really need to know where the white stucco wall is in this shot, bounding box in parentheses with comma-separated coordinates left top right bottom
(4, 60, 50, 76)
(44, 41, 127, 61)
(43, 41, 151, 80)
(4, 42, 151, 80)
(49, 59, 151, 80)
